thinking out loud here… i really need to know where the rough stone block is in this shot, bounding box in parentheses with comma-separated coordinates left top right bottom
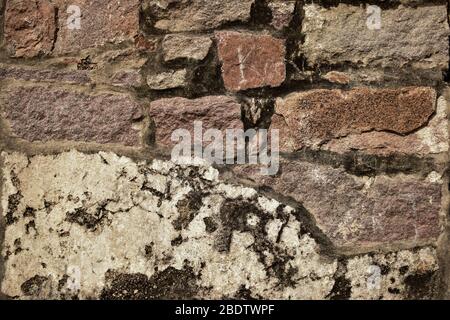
(147, 96, 243, 147)
(146, 69, 187, 90)
(271, 87, 437, 153)
(162, 34, 212, 62)
(233, 159, 443, 249)
(143, 0, 255, 32)
(323, 95, 448, 156)
(216, 31, 286, 91)
(4, 0, 56, 57)
(1, 84, 143, 146)
(53, 0, 140, 54)
(301, 4, 449, 73)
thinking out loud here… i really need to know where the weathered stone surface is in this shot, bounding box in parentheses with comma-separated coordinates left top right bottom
(162, 35, 212, 62)
(216, 31, 286, 91)
(53, 0, 140, 54)
(268, 1, 296, 30)
(344, 247, 439, 300)
(323, 95, 449, 156)
(271, 87, 436, 152)
(4, 0, 56, 57)
(319, 67, 444, 86)
(111, 70, 143, 88)
(143, 0, 255, 32)
(1, 84, 142, 146)
(146, 69, 187, 90)
(0, 151, 440, 299)
(0, 64, 91, 84)
(233, 159, 442, 249)
(322, 71, 351, 85)
(86, 50, 147, 88)
(135, 34, 159, 53)
(148, 96, 243, 147)
(301, 4, 449, 72)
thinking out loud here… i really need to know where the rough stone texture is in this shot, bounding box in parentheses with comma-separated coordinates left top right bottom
(0, 0, 448, 302)
(53, 0, 140, 54)
(143, 0, 255, 32)
(0, 64, 91, 84)
(322, 71, 351, 85)
(268, 1, 296, 30)
(323, 95, 449, 156)
(271, 87, 436, 152)
(0, 151, 440, 299)
(233, 159, 442, 249)
(111, 70, 144, 88)
(1, 84, 142, 146)
(87, 50, 147, 88)
(148, 96, 243, 147)
(162, 35, 212, 62)
(301, 4, 449, 72)
(344, 247, 439, 300)
(146, 69, 187, 90)
(4, 0, 56, 57)
(216, 31, 286, 91)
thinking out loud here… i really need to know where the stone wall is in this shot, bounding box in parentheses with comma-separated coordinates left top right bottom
(0, 0, 449, 300)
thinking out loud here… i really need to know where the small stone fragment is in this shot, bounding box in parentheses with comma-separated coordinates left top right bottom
(162, 35, 212, 62)
(147, 70, 187, 90)
(268, 1, 296, 30)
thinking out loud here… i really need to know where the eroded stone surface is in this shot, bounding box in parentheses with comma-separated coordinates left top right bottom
(323, 95, 449, 156)
(143, 0, 255, 32)
(268, 1, 296, 30)
(271, 87, 436, 152)
(0, 64, 91, 84)
(233, 159, 442, 249)
(0, 151, 440, 299)
(216, 31, 286, 91)
(111, 70, 144, 88)
(344, 248, 439, 300)
(162, 35, 212, 62)
(146, 69, 187, 90)
(147, 96, 243, 147)
(301, 4, 449, 73)
(4, 0, 56, 57)
(1, 83, 143, 146)
(53, 0, 140, 54)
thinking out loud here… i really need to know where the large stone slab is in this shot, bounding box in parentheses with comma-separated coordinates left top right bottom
(301, 4, 449, 73)
(0, 64, 91, 84)
(233, 159, 443, 249)
(271, 87, 436, 152)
